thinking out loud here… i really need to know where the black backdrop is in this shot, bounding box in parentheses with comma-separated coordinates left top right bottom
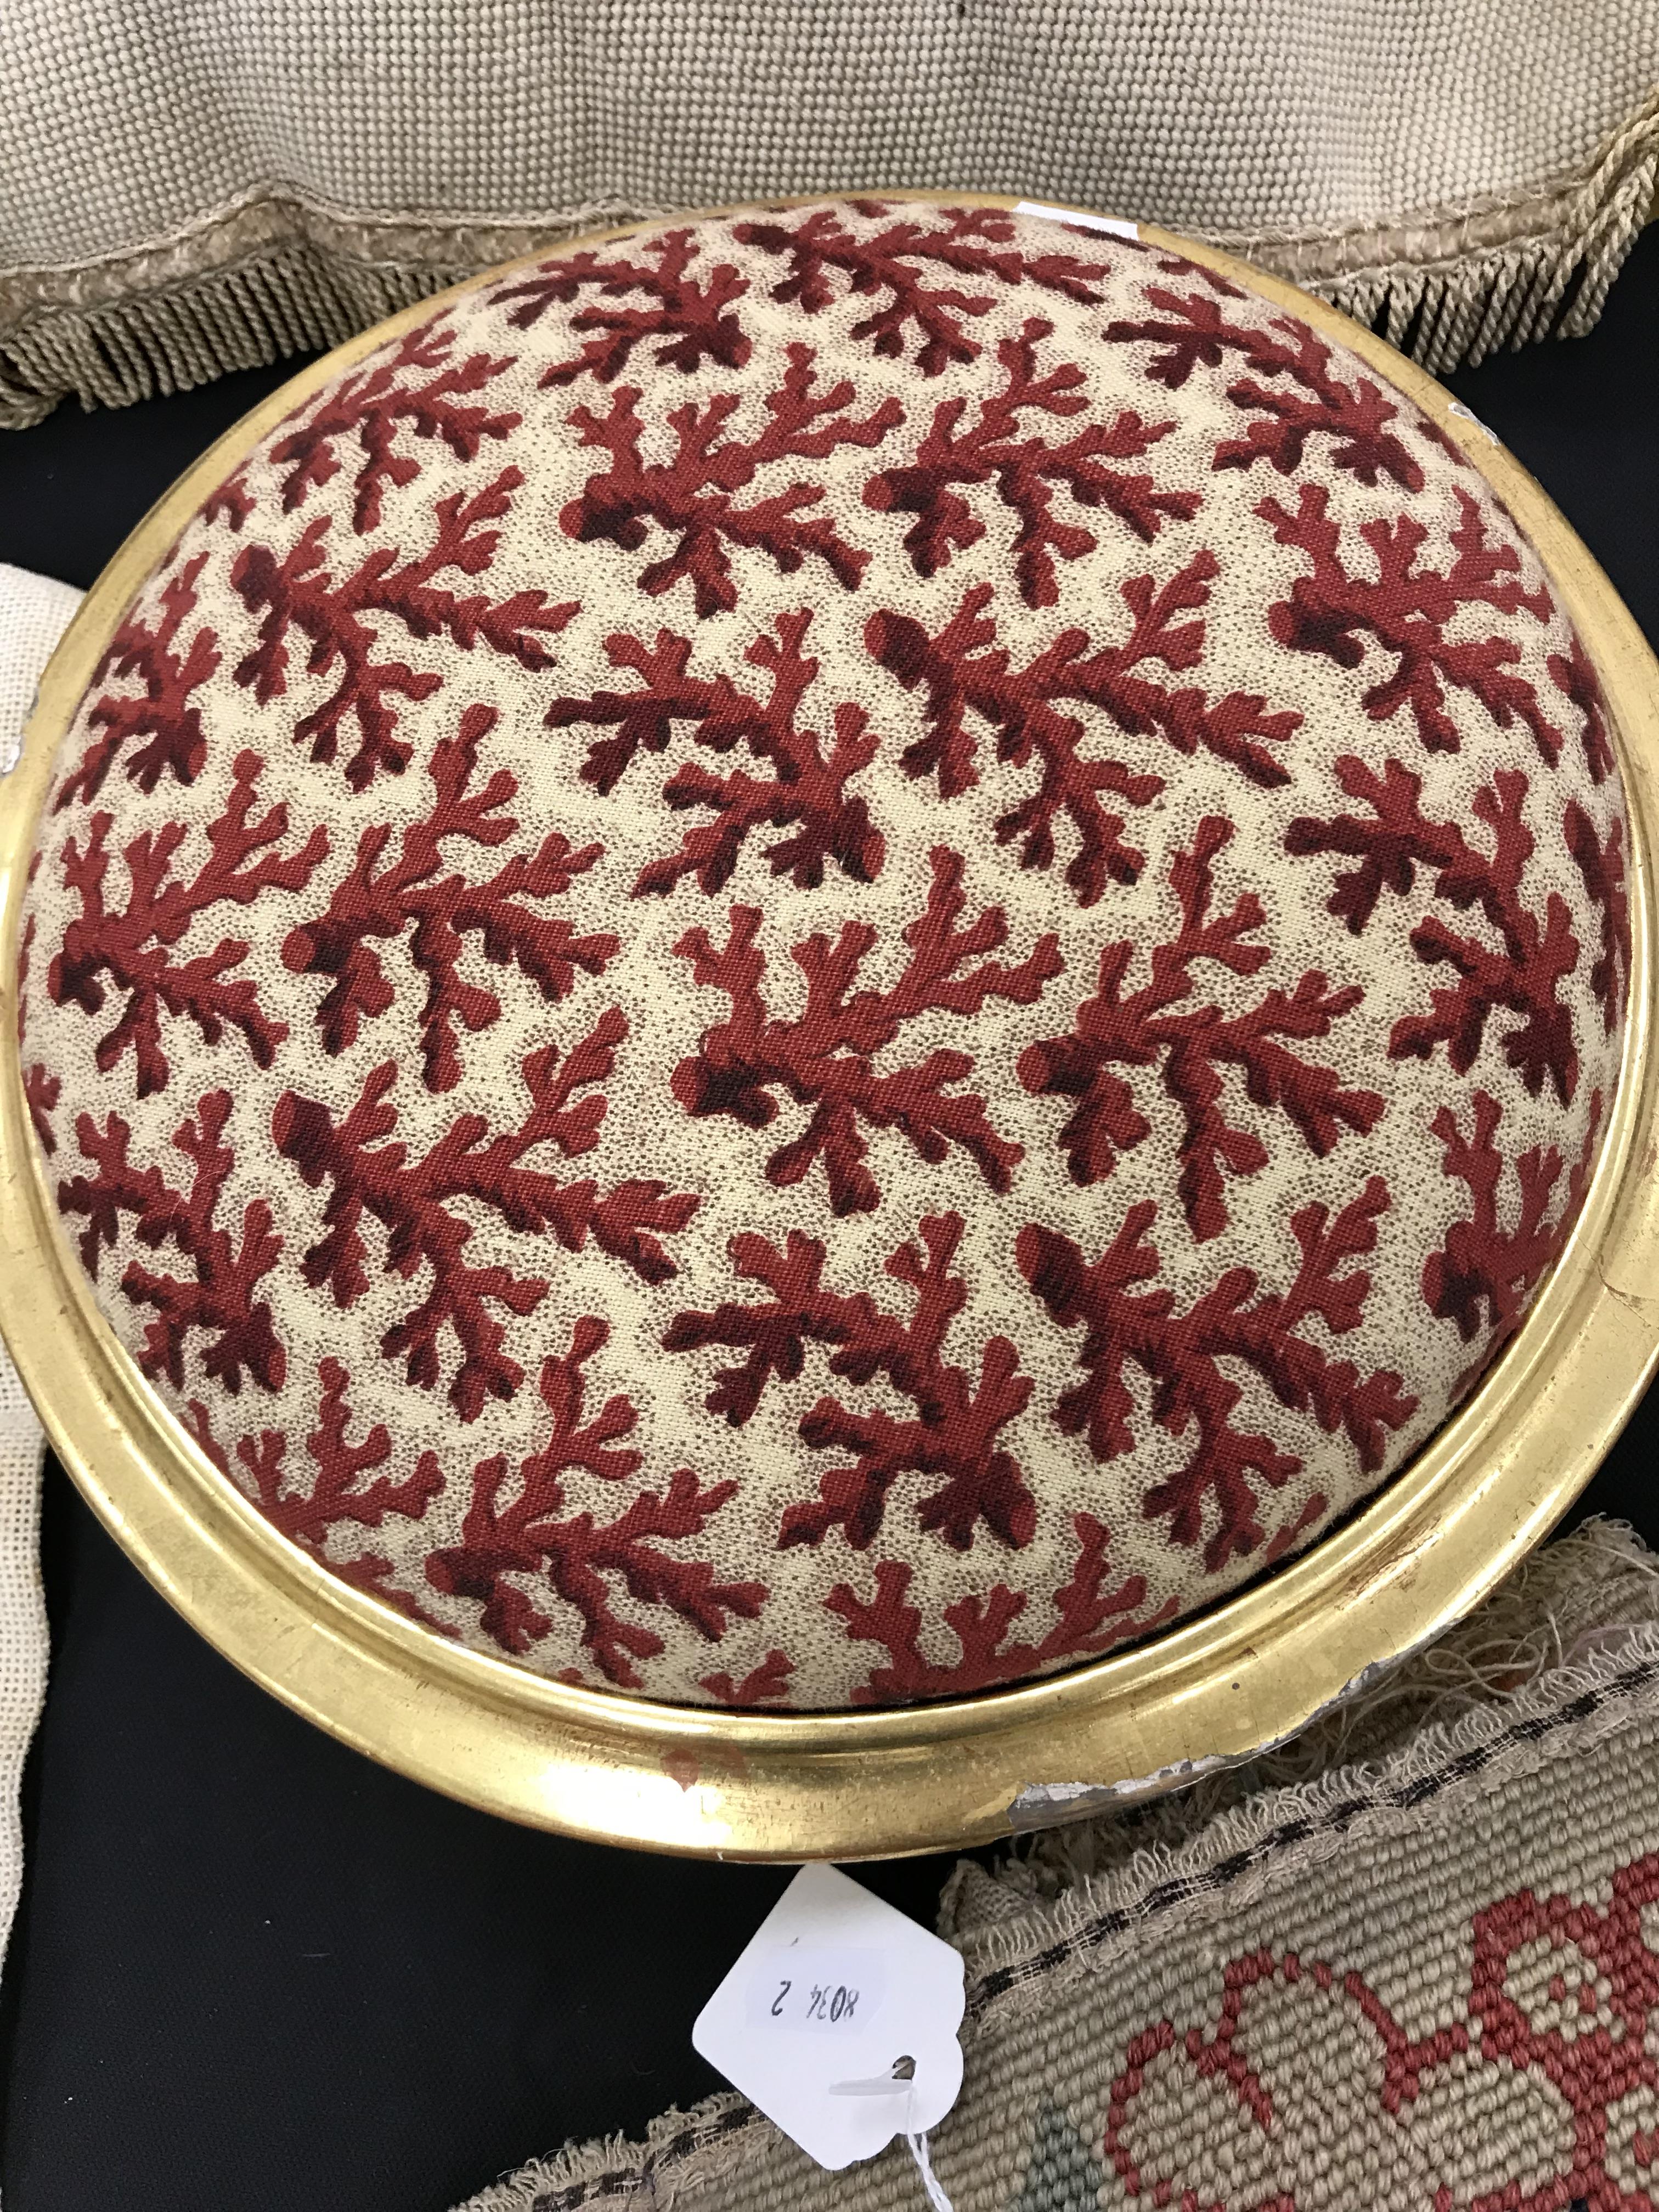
(1, 235, 1656, 2212)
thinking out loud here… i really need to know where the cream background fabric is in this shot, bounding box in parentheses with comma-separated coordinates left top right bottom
(1, 4, 1657, 422)
(0, 560, 80, 1976)
(1, 0, 1650, 254)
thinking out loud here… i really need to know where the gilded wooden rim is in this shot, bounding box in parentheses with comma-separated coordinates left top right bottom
(3, 194, 1656, 1861)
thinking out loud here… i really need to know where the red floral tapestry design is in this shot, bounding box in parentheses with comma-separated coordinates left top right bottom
(1104, 1851, 1659, 2212)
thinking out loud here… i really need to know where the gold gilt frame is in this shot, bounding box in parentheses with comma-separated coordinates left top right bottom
(2, 197, 1656, 1861)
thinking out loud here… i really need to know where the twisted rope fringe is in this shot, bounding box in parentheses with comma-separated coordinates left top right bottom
(0, 198, 668, 428)
(3, 84, 1657, 426)
(1282, 81, 1659, 374)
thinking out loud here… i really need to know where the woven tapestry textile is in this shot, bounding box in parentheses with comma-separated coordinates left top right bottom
(456, 1521, 1659, 2212)
(2, 3, 1657, 425)
(0, 560, 80, 1979)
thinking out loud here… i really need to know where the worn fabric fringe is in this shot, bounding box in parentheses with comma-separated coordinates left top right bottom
(3, 80, 1656, 429)
(940, 1516, 1659, 1932)
(0, 198, 668, 430)
(1271, 81, 1659, 374)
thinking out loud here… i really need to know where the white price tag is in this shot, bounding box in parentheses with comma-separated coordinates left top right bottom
(693, 1865, 966, 2171)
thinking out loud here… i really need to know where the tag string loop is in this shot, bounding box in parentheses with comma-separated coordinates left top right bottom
(907, 2130, 956, 2212)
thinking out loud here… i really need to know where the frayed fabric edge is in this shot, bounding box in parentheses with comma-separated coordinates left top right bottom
(0, 196, 668, 428)
(949, 1521, 1659, 1988)
(4, 83, 1658, 425)
(452, 2094, 757, 2212)
(448, 1520, 1659, 2210)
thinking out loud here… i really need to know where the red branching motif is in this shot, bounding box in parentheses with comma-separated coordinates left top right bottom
(231, 469, 578, 789)
(732, 201, 1110, 376)
(1019, 817, 1383, 1240)
(1102, 286, 1425, 489)
(58, 553, 219, 810)
(267, 317, 522, 534)
(272, 1009, 699, 1421)
(18, 909, 60, 1155)
(424, 1315, 764, 1682)
(1565, 801, 1631, 1037)
(664, 1210, 1037, 1554)
(1550, 631, 1617, 785)
(670, 848, 1062, 1215)
(868, 556, 1301, 905)
(1285, 755, 1582, 1105)
(202, 469, 255, 532)
(824, 1514, 1179, 1703)
(546, 609, 884, 896)
(187, 1361, 447, 1624)
(490, 227, 753, 386)
(1260, 483, 1562, 761)
(1259, 1489, 1329, 1567)
(281, 702, 618, 1090)
(698, 1649, 795, 1707)
(23, 1059, 59, 1156)
(1422, 1086, 1602, 1384)
(559, 344, 902, 618)
(48, 748, 330, 1097)
(57, 1088, 285, 1395)
(1019, 1180, 1415, 1571)
(862, 317, 1200, 607)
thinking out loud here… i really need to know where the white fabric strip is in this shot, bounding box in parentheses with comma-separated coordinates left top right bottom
(0, 558, 81, 1978)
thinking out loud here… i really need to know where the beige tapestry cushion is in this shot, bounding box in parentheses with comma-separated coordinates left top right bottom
(16, 200, 1629, 1708)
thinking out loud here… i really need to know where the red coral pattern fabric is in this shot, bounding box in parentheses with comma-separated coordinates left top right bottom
(18, 199, 1629, 1708)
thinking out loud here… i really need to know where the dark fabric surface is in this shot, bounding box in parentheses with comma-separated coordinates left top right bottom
(1, 236, 1656, 2212)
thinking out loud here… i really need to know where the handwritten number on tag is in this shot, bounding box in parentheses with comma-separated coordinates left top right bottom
(760, 1955, 873, 2031)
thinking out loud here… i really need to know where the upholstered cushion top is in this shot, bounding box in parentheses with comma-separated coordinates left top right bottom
(18, 200, 1629, 1708)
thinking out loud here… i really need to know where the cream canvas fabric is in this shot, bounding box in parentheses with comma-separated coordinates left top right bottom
(1, 3, 1657, 425)
(0, 561, 78, 1977)
(455, 1521, 1659, 2212)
